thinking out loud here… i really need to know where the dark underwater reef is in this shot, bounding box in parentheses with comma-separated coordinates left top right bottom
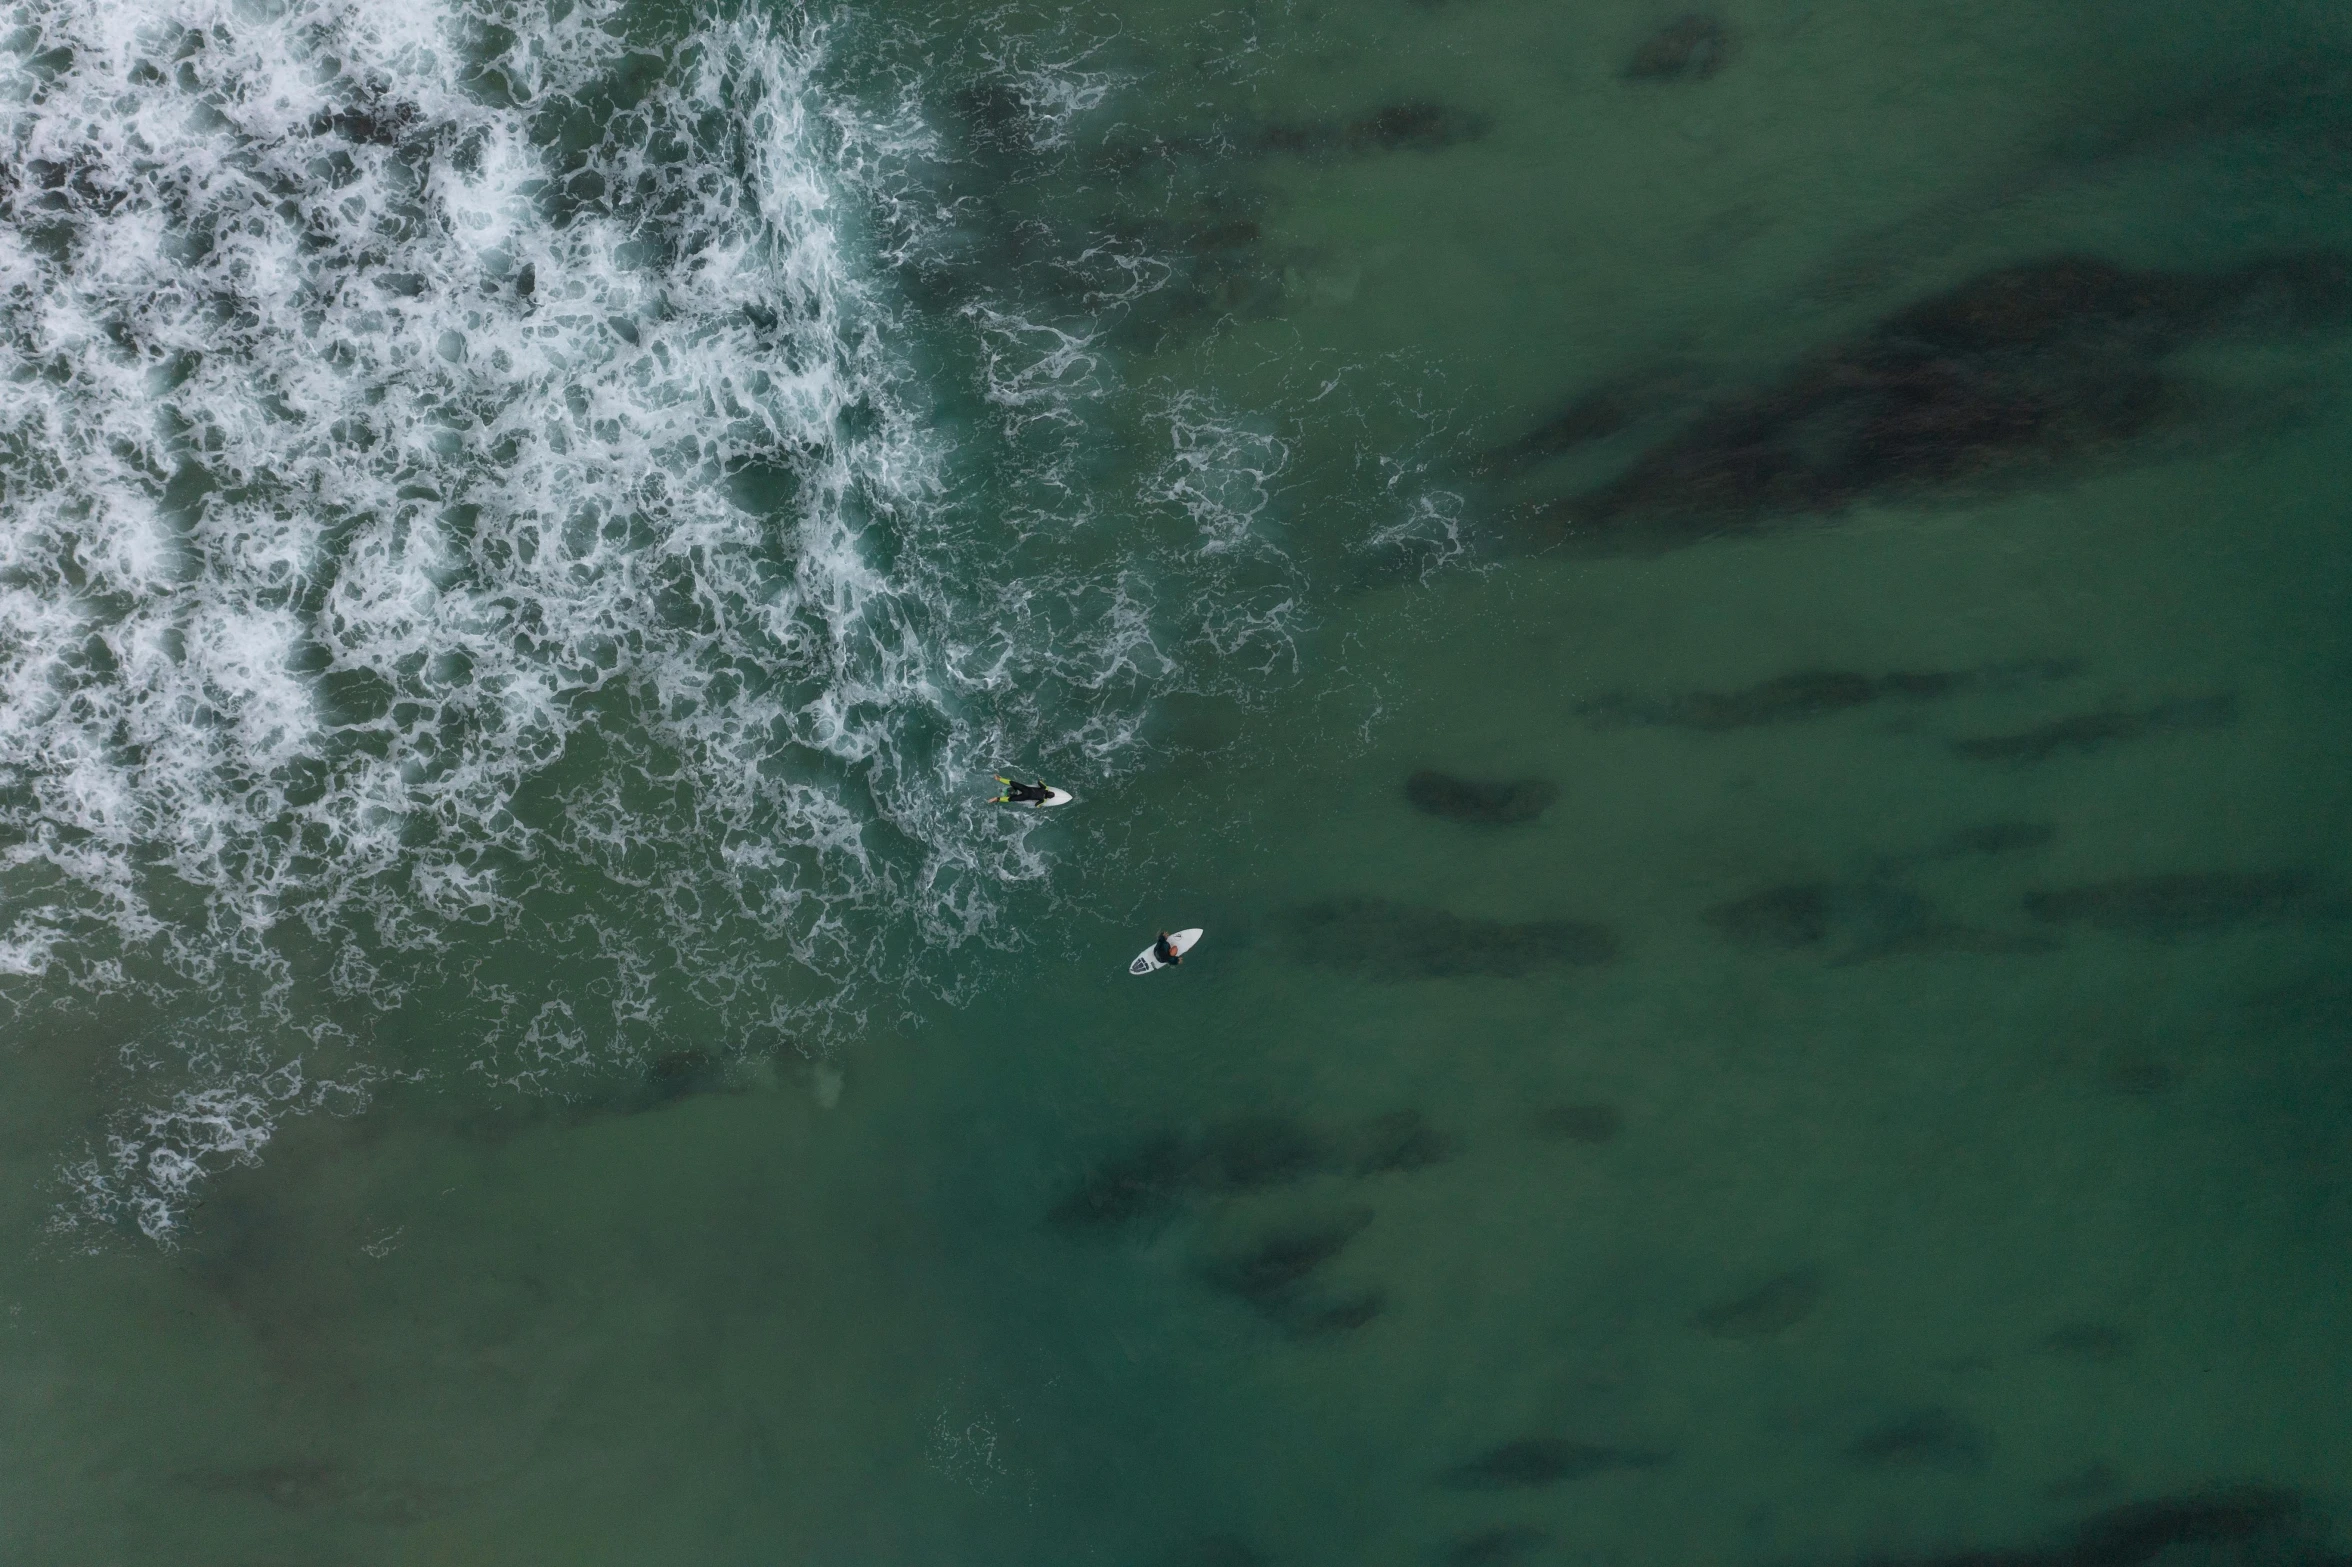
(1401, 1487, 2342, 1562)
(912, 63, 1497, 356)
(1195, 1207, 1386, 1338)
(1836, 1487, 2346, 1567)
(1691, 1265, 1825, 1338)
(1622, 14, 1734, 82)
(1289, 896, 1618, 978)
(1952, 695, 2237, 762)
(1577, 660, 2078, 730)
(444, 1038, 801, 1144)
(1439, 1437, 1671, 1488)
(1844, 1408, 1992, 1470)
(1049, 1109, 1453, 1231)
(2023, 871, 2341, 939)
(1405, 770, 1560, 825)
(1705, 881, 2056, 964)
(1508, 251, 2352, 551)
(1255, 101, 1491, 159)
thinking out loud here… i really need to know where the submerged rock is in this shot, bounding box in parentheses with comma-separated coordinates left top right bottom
(1348, 101, 1491, 153)
(1353, 1109, 1456, 1174)
(1705, 880, 2056, 963)
(640, 1048, 738, 1105)
(1523, 252, 2352, 551)
(1052, 1109, 1451, 1230)
(1793, 1486, 2333, 1567)
(1846, 1407, 1990, 1469)
(1952, 694, 2237, 762)
(1691, 1265, 1824, 1338)
(1050, 1134, 1199, 1229)
(2023, 871, 2328, 939)
(1937, 820, 2058, 857)
(2059, 1490, 2319, 1567)
(1440, 1438, 1669, 1489)
(1578, 659, 2078, 730)
(1705, 884, 1837, 949)
(1480, 375, 1670, 467)
(1194, 1116, 1332, 1194)
(1623, 14, 1733, 81)
(1200, 1209, 1373, 1307)
(1291, 896, 1618, 979)
(1259, 101, 1491, 158)
(449, 1033, 794, 1138)
(1286, 1290, 1387, 1338)
(1405, 770, 1560, 825)
(1198, 1210, 1384, 1338)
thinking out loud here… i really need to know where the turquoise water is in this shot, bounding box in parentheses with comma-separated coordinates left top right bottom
(3, 0, 2350, 1560)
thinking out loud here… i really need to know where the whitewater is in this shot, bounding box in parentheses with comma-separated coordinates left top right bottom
(0, 0, 1336, 1240)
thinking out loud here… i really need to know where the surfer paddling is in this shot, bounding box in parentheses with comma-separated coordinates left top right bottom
(1152, 931, 1183, 966)
(991, 775, 1057, 805)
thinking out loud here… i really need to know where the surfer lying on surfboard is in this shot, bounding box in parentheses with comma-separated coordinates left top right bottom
(991, 776, 1054, 805)
(991, 775, 1074, 807)
(1151, 931, 1183, 966)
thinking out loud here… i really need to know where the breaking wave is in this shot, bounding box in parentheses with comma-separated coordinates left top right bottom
(0, 0, 956, 994)
(0, 0, 1443, 1240)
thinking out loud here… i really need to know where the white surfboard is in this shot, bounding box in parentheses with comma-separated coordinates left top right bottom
(995, 780, 1074, 807)
(1130, 928, 1203, 976)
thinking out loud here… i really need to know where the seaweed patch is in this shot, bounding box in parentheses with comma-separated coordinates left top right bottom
(1845, 1407, 1990, 1469)
(1578, 660, 2078, 730)
(1953, 695, 2237, 762)
(1691, 1265, 1824, 1339)
(1290, 897, 1619, 979)
(1197, 1210, 1385, 1338)
(1405, 771, 1560, 825)
(1439, 1438, 1669, 1489)
(2024, 871, 2334, 939)
(1623, 14, 1733, 81)
(1522, 253, 2352, 552)
(1704, 882, 2056, 963)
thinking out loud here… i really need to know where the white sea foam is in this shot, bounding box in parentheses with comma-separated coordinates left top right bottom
(54, 1024, 400, 1246)
(0, 0, 959, 1004)
(0, 0, 1002, 1235)
(0, 0, 1436, 1242)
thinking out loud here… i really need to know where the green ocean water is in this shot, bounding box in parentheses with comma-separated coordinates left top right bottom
(3, 0, 2351, 1561)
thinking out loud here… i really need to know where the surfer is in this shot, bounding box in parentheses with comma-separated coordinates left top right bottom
(1152, 931, 1183, 966)
(992, 776, 1055, 805)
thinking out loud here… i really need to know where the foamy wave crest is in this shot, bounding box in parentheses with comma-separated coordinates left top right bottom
(0, 0, 972, 998)
(1142, 393, 1303, 672)
(1, 0, 1431, 1241)
(53, 1011, 401, 1246)
(0, 0, 1086, 1237)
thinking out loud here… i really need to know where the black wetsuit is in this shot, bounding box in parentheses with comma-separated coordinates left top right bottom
(1154, 935, 1181, 965)
(1007, 781, 1052, 804)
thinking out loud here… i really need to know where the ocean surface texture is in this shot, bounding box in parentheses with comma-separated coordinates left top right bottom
(2, 0, 2348, 1560)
